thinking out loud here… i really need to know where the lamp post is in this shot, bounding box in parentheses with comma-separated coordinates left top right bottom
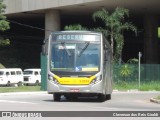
(138, 52, 142, 89)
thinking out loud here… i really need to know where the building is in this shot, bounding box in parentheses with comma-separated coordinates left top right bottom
(2, 0, 160, 65)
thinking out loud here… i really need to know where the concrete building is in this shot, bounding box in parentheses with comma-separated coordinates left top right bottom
(2, 0, 160, 64)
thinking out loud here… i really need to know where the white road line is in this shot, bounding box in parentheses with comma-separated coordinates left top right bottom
(0, 100, 37, 104)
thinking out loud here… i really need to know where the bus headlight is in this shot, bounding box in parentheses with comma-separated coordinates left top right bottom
(48, 75, 59, 84)
(91, 75, 102, 84)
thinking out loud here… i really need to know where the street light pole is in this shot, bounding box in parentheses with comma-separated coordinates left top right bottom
(138, 52, 142, 89)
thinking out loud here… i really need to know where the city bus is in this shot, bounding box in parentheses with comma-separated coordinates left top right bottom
(43, 31, 113, 102)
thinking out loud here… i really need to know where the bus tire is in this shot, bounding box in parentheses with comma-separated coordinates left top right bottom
(69, 95, 77, 101)
(53, 93, 61, 101)
(97, 94, 106, 102)
(106, 94, 111, 100)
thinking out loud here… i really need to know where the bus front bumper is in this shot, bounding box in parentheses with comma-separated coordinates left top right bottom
(47, 80, 104, 94)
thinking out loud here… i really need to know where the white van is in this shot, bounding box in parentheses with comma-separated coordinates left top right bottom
(0, 68, 23, 86)
(23, 69, 41, 85)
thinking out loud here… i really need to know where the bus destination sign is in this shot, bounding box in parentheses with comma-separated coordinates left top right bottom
(54, 34, 100, 41)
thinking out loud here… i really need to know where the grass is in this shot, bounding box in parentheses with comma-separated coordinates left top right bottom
(154, 95, 160, 100)
(113, 81, 160, 91)
(139, 82, 160, 91)
(0, 81, 160, 93)
(0, 86, 41, 93)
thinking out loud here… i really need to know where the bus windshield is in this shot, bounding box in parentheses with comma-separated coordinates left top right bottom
(50, 42, 100, 73)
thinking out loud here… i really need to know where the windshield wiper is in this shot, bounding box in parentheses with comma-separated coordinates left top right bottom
(61, 42, 72, 57)
(78, 42, 90, 57)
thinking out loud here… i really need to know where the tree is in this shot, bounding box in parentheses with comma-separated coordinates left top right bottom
(0, 37, 10, 46)
(0, 0, 10, 46)
(0, 0, 10, 31)
(92, 7, 137, 62)
(64, 24, 86, 30)
(0, 0, 10, 68)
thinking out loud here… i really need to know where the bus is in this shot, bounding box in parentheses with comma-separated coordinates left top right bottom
(42, 31, 113, 102)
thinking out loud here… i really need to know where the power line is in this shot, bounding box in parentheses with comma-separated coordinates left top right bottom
(12, 40, 42, 47)
(6, 19, 52, 32)
(0, 32, 44, 40)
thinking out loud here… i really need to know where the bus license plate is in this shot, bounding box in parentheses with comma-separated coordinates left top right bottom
(70, 89, 79, 92)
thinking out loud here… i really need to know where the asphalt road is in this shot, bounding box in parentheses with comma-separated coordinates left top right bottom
(0, 91, 160, 111)
(0, 91, 160, 120)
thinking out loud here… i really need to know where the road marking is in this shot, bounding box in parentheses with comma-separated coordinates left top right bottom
(0, 100, 37, 104)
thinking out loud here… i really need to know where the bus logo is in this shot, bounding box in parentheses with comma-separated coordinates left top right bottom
(2, 112, 11, 117)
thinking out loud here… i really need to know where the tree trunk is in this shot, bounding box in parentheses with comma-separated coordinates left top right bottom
(111, 34, 114, 55)
(111, 34, 114, 60)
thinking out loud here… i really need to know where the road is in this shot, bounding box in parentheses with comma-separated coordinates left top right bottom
(0, 91, 160, 120)
(0, 91, 160, 111)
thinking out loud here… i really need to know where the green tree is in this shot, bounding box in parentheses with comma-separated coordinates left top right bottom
(0, 0, 10, 31)
(0, 0, 10, 47)
(119, 64, 133, 81)
(0, 0, 10, 68)
(92, 7, 137, 62)
(0, 38, 10, 46)
(64, 24, 86, 30)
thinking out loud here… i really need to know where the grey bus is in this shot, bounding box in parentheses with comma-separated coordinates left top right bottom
(43, 31, 113, 102)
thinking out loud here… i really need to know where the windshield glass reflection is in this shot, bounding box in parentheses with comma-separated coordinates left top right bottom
(51, 42, 100, 72)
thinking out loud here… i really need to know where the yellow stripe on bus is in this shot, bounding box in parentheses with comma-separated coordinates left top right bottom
(53, 75, 96, 85)
(82, 68, 98, 71)
(51, 68, 98, 71)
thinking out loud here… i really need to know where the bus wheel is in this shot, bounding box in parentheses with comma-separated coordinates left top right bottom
(97, 94, 106, 102)
(53, 93, 61, 101)
(64, 95, 70, 101)
(106, 94, 111, 100)
(69, 95, 77, 101)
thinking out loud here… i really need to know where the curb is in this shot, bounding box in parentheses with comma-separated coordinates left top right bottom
(150, 98, 160, 104)
(113, 89, 139, 92)
(113, 89, 160, 93)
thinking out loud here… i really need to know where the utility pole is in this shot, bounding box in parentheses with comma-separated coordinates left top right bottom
(138, 52, 142, 89)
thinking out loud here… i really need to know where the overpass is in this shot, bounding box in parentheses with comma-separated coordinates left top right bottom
(3, 0, 160, 63)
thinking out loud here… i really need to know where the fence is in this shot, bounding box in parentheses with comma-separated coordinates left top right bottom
(40, 61, 160, 90)
(113, 63, 160, 83)
(40, 53, 47, 90)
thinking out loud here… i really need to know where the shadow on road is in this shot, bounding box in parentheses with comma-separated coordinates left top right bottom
(43, 96, 110, 103)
